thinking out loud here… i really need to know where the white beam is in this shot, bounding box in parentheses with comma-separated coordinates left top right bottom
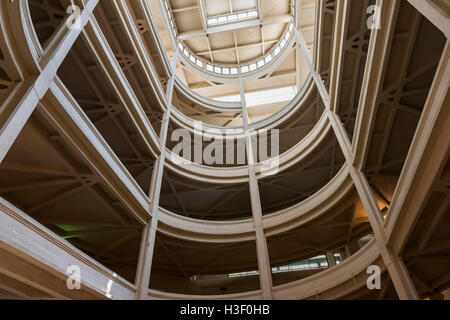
(407, 0, 450, 38)
(0, 0, 99, 164)
(178, 15, 293, 40)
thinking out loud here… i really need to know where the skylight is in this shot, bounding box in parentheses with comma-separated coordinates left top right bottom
(214, 86, 298, 107)
(163, 1, 295, 77)
(207, 9, 259, 26)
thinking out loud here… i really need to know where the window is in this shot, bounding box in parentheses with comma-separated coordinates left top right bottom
(214, 86, 297, 107)
(272, 255, 329, 274)
(334, 253, 342, 264)
(265, 54, 273, 63)
(247, 10, 258, 18)
(207, 9, 259, 26)
(274, 46, 281, 56)
(228, 270, 259, 278)
(207, 18, 218, 25)
(237, 12, 248, 19)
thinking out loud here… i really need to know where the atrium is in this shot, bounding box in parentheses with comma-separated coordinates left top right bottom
(0, 0, 448, 300)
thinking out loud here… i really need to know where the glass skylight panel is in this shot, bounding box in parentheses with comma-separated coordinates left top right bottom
(280, 38, 287, 48)
(264, 54, 273, 63)
(215, 86, 298, 108)
(257, 59, 265, 68)
(231, 67, 238, 75)
(208, 18, 218, 25)
(214, 66, 222, 74)
(237, 12, 248, 19)
(285, 31, 291, 41)
(289, 23, 294, 32)
(241, 65, 249, 73)
(196, 59, 204, 68)
(246, 86, 298, 107)
(189, 55, 196, 63)
(247, 10, 258, 18)
(178, 42, 183, 50)
(222, 67, 230, 75)
(207, 9, 258, 26)
(274, 46, 281, 56)
(249, 63, 257, 71)
(213, 94, 240, 103)
(206, 64, 214, 72)
(183, 48, 189, 56)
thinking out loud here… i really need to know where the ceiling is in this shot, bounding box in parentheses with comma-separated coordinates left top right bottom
(151, 0, 316, 100)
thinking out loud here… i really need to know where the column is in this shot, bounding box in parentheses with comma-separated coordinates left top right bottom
(240, 79, 273, 300)
(295, 15, 420, 299)
(326, 251, 336, 267)
(135, 51, 179, 300)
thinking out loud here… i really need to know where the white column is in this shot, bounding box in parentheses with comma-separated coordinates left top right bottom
(295, 14, 420, 299)
(326, 251, 336, 267)
(406, 0, 450, 38)
(135, 51, 179, 300)
(240, 79, 273, 300)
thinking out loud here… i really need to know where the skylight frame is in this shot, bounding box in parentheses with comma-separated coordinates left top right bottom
(207, 9, 259, 26)
(161, 1, 296, 78)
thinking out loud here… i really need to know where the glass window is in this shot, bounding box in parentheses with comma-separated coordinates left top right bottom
(248, 10, 258, 18)
(274, 46, 281, 56)
(241, 65, 249, 73)
(208, 18, 218, 25)
(285, 31, 291, 41)
(206, 64, 214, 72)
(238, 12, 248, 19)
